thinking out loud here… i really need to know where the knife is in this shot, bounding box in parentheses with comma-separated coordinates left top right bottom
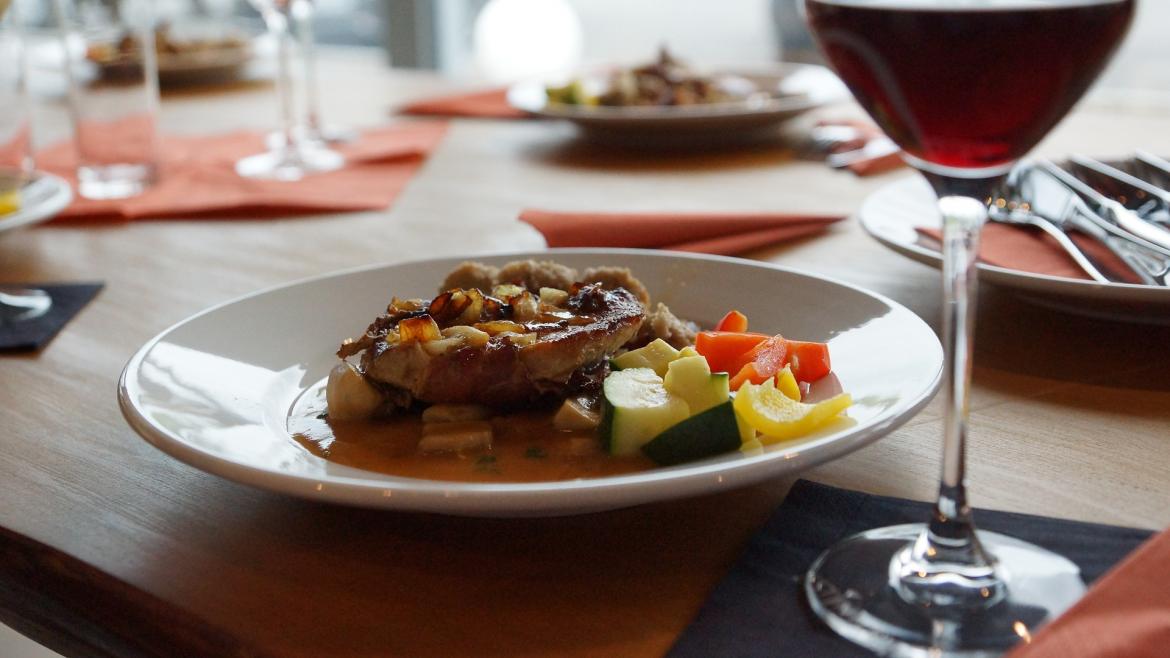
(1013, 163, 1170, 285)
(1133, 151, 1170, 191)
(1038, 160, 1170, 253)
(1066, 155, 1170, 227)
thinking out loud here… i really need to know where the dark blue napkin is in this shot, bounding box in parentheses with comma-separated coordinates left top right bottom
(0, 282, 103, 352)
(669, 479, 1153, 658)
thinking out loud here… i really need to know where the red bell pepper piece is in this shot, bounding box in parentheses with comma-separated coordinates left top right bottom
(728, 336, 787, 390)
(694, 331, 769, 374)
(787, 340, 832, 382)
(714, 310, 749, 333)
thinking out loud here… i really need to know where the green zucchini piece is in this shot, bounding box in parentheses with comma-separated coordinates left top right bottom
(600, 368, 690, 456)
(663, 355, 729, 414)
(611, 339, 681, 377)
(641, 401, 743, 466)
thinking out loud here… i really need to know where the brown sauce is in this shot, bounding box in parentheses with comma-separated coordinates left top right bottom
(288, 379, 654, 483)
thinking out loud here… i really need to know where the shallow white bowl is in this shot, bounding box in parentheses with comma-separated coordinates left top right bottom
(119, 249, 942, 517)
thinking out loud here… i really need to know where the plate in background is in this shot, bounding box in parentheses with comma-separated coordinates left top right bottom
(859, 175, 1170, 321)
(507, 64, 847, 141)
(0, 172, 73, 234)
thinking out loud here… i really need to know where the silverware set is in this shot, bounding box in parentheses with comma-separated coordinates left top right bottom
(990, 156, 1170, 286)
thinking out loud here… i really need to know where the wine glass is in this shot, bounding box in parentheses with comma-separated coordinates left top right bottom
(289, 0, 356, 145)
(235, 0, 343, 181)
(800, 1, 1134, 655)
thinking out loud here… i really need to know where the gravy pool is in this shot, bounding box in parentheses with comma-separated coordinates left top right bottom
(289, 379, 653, 483)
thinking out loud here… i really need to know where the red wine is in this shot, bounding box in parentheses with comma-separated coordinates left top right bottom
(804, 0, 1134, 170)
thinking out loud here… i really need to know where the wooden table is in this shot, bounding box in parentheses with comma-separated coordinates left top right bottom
(3, 49, 1169, 657)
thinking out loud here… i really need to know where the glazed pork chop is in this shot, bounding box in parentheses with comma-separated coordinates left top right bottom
(336, 280, 644, 412)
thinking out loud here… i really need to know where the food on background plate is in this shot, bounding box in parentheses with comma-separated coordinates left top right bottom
(86, 22, 249, 77)
(291, 260, 850, 482)
(545, 47, 770, 108)
(0, 187, 20, 216)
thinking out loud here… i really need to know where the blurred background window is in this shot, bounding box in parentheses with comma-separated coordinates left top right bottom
(15, 0, 1170, 95)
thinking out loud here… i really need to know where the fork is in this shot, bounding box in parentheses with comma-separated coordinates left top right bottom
(995, 163, 1170, 286)
(1066, 155, 1170, 228)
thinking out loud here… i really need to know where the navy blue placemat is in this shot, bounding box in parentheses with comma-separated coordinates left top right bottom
(0, 283, 103, 352)
(669, 480, 1154, 658)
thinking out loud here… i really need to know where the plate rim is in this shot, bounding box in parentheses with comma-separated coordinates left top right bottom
(0, 172, 73, 234)
(118, 248, 943, 514)
(859, 175, 1170, 301)
(506, 63, 841, 122)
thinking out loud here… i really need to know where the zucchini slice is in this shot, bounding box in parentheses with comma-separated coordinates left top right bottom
(641, 401, 743, 466)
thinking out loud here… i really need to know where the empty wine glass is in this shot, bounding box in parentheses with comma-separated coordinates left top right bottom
(235, 0, 342, 181)
(290, 0, 356, 145)
(800, 1, 1134, 655)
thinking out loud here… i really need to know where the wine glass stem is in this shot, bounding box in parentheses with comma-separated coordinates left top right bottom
(895, 173, 1008, 609)
(291, 0, 322, 137)
(263, 8, 299, 154)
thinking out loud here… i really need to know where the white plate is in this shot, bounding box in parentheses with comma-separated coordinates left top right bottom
(507, 64, 847, 138)
(0, 173, 72, 234)
(118, 249, 942, 517)
(860, 175, 1170, 318)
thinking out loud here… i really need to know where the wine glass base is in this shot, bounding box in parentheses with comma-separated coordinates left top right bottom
(0, 288, 52, 326)
(235, 146, 345, 182)
(805, 523, 1085, 658)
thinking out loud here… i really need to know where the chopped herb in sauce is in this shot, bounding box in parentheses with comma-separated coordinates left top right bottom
(316, 412, 328, 420)
(524, 447, 547, 459)
(474, 454, 500, 473)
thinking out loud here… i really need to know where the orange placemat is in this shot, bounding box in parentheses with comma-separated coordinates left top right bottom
(397, 88, 527, 120)
(38, 121, 449, 221)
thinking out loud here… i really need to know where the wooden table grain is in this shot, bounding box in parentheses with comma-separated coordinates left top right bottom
(2, 50, 1169, 657)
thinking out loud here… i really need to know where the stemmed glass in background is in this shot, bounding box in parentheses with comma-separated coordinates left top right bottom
(800, 1, 1134, 656)
(0, 0, 52, 326)
(290, 0, 356, 145)
(235, 0, 343, 180)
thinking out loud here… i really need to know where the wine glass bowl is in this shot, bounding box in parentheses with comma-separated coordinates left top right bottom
(800, 1, 1135, 655)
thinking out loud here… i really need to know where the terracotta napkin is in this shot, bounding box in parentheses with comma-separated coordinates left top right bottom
(398, 88, 528, 120)
(519, 209, 844, 256)
(916, 224, 1144, 284)
(1006, 527, 1170, 658)
(36, 121, 449, 221)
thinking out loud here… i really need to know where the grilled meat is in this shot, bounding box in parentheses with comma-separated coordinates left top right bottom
(337, 282, 645, 412)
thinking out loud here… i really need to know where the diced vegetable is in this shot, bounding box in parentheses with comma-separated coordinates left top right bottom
(539, 287, 569, 306)
(678, 346, 700, 359)
(553, 398, 601, 431)
(418, 421, 493, 453)
(694, 331, 769, 374)
(733, 379, 852, 444)
(325, 362, 384, 420)
(775, 365, 801, 401)
(786, 340, 833, 382)
(441, 325, 490, 348)
(600, 368, 690, 456)
(399, 314, 442, 343)
(641, 402, 743, 465)
(727, 336, 788, 390)
(663, 355, 729, 414)
(714, 310, 748, 333)
(611, 338, 681, 377)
